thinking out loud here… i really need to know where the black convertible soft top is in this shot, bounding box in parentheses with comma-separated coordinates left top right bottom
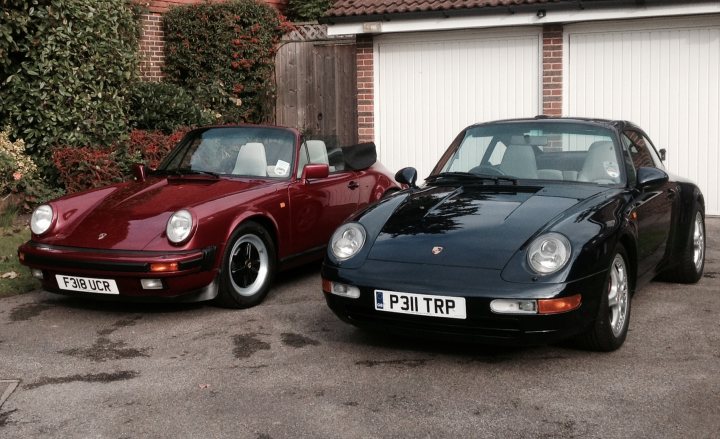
(342, 142, 377, 170)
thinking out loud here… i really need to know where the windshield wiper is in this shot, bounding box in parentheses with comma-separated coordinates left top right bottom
(162, 168, 221, 178)
(426, 172, 517, 185)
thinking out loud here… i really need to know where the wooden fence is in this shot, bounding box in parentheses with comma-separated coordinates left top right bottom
(275, 25, 357, 148)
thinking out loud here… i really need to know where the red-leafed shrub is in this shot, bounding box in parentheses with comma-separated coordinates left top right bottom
(52, 146, 126, 194)
(163, 0, 292, 123)
(128, 127, 190, 169)
(53, 128, 190, 193)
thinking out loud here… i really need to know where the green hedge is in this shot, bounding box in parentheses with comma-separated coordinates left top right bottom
(129, 82, 217, 133)
(0, 0, 140, 177)
(287, 0, 332, 21)
(163, 0, 291, 124)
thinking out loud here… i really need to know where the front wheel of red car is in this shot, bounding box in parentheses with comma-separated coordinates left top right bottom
(214, 222, 276, 309)
(576, 245, 632, 351)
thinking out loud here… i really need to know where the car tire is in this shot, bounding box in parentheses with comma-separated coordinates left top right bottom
(214, 222, 276, 309)
(576, 244, 631, 352)
(663, 203, 705, 284)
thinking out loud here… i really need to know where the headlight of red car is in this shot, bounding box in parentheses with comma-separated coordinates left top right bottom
(31, 204, 54, 235)
(166, 209, 194, 244)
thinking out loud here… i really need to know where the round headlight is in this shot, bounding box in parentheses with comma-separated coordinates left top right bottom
(31, 204, 54, 235)
(330, 223, 366, 261)
(166, 210, 193, 244)
(527, 232, 571, 275)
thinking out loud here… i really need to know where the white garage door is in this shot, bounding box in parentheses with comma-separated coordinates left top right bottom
(566, 16, 720, 215)
(375, 28, 542, 180)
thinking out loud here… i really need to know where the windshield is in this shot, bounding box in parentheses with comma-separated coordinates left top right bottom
(439, 122, 623, 185)
(159, 127, 295, 179)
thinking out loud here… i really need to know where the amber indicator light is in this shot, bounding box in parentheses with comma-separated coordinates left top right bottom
(150, 262, 179, 272)
(321, 278, 332, 293)
(538, 294, 582, 315)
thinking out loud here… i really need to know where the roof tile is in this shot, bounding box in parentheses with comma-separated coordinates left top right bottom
(325, 0, 567, 18)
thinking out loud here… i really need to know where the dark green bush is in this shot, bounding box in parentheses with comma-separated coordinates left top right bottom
(287, 0, 332, 22)
(163, 0, 292, 123)
(129, 82, 217, 133)
(0, 0, 139, 177)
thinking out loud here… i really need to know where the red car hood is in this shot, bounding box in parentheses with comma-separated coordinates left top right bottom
(44, 176, 269, 250)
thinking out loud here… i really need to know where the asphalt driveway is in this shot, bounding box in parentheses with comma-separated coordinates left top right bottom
(1, 220, 718, 438)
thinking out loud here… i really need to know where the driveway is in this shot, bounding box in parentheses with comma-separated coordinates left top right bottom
(1, 220, 719, 438)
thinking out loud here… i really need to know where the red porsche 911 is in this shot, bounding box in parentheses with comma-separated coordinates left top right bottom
(19, 125, 399, 308)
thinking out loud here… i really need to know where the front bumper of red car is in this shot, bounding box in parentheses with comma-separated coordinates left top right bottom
(18, 241, 219, 302)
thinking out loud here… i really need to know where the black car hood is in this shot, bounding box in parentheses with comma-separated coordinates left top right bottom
(367, 184, 609, 269)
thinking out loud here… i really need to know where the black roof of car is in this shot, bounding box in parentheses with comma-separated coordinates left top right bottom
(468, 116, 642, 132)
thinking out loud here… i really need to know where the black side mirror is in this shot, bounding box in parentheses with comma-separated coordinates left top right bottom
(637, 167, 668, 189)
(395, 167, 418, 188)
(132, 163, 146, 182)
(659, 148, 666, 161)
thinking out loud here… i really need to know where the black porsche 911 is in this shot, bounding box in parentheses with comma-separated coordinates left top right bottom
(321, 117, 706, 351)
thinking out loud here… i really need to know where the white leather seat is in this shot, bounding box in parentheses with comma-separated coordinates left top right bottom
(232, 142, 267, 177)
(306, 140, 329, 165)
(578, 141, 620, 183)
(500, 144, 538, 178)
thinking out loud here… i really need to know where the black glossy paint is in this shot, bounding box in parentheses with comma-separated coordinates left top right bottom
(322, 118, 705, 345)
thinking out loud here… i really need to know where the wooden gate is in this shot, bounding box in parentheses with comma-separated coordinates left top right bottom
(275, 24, 357, 147)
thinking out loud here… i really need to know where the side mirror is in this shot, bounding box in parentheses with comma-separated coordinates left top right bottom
(659, 148, 666, 161)
(395, 167, 418, 188)
(132, 163, 147, 182)
(302, 164, 329, 180)
(637, 167, 668, 189)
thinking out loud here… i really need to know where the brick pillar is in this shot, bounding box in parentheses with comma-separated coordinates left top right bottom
(138, 13, 165, 81)
(542, 24, 563, 116)
(356, 35, 374, 143)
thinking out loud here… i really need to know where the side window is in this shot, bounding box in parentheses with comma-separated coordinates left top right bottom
(642, 135, 665, 169)
(623, 130, 656, 170)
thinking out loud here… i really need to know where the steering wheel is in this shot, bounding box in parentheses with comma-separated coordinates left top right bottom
(469, 165, 506, 176)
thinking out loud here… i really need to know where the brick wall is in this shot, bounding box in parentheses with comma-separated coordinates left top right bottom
(137, 0, 288, 81)
(356, 36, 374, 143)
(542, 24, 563, 116)
(139, 13, 165, 81)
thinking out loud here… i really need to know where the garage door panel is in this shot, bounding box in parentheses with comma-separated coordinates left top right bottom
(376, 30, 541, 180)
(567, 18, 720, 215)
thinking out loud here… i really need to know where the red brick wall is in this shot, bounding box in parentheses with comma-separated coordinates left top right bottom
(139, 13, 165, 81)
(542, 24, 563, 116)
(356, 36, 374, 143)
(137, 0, 288, 81)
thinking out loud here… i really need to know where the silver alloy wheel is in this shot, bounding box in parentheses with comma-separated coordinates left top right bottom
(693, 211, 705, 271)
(608, 253, 630, 337)
(229, 234, 269, 297)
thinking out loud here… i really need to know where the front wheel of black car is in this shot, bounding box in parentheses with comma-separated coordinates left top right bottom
(664, 204, 705, 284)
(577, 245, 632, 351)
(214, 222, 276, 309)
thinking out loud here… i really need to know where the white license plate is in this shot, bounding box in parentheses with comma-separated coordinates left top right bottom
(55, 275, 119, 295)
(374, 290, 466, 319)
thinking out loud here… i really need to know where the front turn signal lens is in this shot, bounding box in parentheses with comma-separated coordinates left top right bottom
(538, 294, 582, 315)
(150, 262, 179, 272)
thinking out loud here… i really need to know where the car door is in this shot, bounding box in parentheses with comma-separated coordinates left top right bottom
(288, 140, 361, 255)
(623, 129, 676, 276)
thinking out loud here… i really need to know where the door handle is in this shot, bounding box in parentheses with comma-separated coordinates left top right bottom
(347, 181, 359, 190)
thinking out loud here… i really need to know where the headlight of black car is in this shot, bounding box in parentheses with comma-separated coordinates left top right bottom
(31, 204, 54, 235)
(330, 222, 366, 261)
(166, 209, 194, 244)
(527, 232, 571, 275)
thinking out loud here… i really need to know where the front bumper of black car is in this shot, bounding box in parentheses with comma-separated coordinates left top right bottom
(322, 259, 608, 345)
